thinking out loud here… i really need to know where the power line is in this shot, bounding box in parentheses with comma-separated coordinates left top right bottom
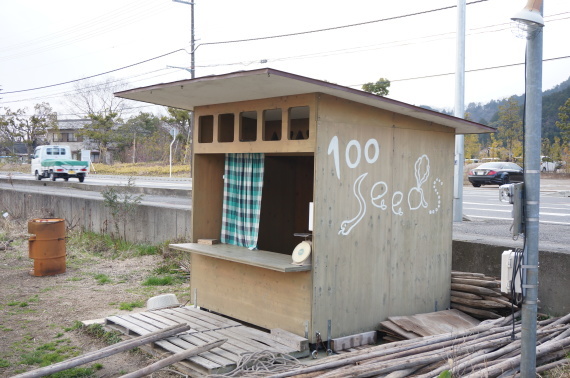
(196, 0, 489, 49)
(2, 1, 568, 100)
(376, 55, 570, 84)
(1, 49, 187, 95)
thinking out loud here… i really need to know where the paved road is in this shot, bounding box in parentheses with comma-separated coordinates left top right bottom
(2, 170, 569, 253)
(0, 171, 192, 191)
(455, 179, 570, 254)
(463, 187, 570, 225)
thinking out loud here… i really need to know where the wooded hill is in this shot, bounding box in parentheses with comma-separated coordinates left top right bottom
(424, 75, 570, 142)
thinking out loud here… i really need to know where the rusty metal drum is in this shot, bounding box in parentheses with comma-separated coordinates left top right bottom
(28, 218, 66, 276)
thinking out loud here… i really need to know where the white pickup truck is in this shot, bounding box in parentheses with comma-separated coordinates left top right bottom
(31, 145, 89, 182)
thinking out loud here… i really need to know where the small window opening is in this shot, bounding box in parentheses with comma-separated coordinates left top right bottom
(240, 111, 257, 142)
(198, 115, 214, 143)
(218, 113, 235, 143)
(263, 109, 282, 141)
(288, 106, 310, 140)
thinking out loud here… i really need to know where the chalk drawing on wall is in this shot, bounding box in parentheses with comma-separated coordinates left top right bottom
(328, 136, 443, 236)
(339, 173, 368, 236)
(370, 181, 388, 210)
(408, 154, 430, 211)
(429, 178, 443, 215)
(392, 191, 404, 216)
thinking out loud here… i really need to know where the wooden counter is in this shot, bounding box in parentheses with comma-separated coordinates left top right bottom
(169, 243, 311, 273)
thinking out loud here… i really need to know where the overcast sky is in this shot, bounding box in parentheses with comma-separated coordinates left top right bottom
(1, 0, 569, 119)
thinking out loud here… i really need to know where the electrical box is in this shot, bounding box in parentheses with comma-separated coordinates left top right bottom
(499, 182, 524, 236)
(500, 250, 522, 294)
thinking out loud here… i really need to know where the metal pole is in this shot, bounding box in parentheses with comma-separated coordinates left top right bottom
(520, 7, 543, 376)
(453, 0, 466, 222)
(172, 0, 195, 78)
(190, 0, 195, 79)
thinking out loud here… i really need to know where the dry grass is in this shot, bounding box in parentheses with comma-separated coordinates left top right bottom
(1, 162, 191, 177)
(92, 162, 190, 176)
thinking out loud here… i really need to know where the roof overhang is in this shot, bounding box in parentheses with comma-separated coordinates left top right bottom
(115, 68, 494, 134)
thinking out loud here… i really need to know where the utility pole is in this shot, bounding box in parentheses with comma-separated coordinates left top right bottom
(173, 0, 195, 78)
(453, 0, 466, 222)
(511, 1, 544, 376)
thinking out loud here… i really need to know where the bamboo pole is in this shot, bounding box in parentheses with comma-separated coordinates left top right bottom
(13, 324, 191, 378)
(119, 339, 227, 378)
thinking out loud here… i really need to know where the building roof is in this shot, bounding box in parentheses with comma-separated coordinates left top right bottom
(115, 68, 494, 134)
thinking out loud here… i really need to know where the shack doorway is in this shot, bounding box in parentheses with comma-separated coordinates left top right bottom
(257, 155, 314, 255)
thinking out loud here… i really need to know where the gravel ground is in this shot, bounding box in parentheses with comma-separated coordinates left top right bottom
(0, 220, 191, 377)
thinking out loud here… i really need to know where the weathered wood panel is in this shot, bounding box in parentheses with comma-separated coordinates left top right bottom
(191, 154, 225, 242)
(192, 254, 311, 337)
(312, 93, 454, 341)
(193, 94, 317, 154)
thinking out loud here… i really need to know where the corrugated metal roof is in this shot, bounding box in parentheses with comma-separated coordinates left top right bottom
(115, 68, 494, 134)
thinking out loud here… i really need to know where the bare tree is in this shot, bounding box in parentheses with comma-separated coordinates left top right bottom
(65, 77, 130, 118)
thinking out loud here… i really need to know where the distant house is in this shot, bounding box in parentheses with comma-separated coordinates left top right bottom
(46, 119, 100, 162)
(0, 142, 29, 163)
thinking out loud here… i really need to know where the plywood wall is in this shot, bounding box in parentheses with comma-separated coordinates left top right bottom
(312, 94, 454, 339)
(192, 255, 312, 336)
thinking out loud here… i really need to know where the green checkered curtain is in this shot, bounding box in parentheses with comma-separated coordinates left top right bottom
(221, 153, 265, 249)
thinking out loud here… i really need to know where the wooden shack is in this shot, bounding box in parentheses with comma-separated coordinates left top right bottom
(116, 68, 493, 343)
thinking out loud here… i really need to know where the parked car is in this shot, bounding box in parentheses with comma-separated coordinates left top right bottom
(468, 162, 523, 187)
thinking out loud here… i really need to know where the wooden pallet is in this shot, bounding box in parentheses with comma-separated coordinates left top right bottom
(105, 306, 309, 376)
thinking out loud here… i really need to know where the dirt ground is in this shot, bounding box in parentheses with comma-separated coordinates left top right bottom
(0, 219, 192, 377)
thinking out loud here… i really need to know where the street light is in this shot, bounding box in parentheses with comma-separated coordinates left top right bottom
(511, 0, 544, 377)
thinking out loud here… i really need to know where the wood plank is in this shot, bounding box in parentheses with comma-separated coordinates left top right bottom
(151, 309, 212, 332)
(189, 330, 252, 357)
(137, 311, 197, 331)
(154, 340, 221, 371)
(105, 316, 154, 336)
(171, 307, 241, 328)
(184, 307, 242, 326)
(205, 329, 268, 354)
(191, 255, 311, 337)
(165, 336, 235, 367)
(129, 313, 178, 329)
(379, 321, 420, 340)
(218, 326, 303, 356)
(170, 243, 311, 273)
(116, 314, 162, 333)
(331, 331, 377, 352)
(388, 309, 480, 337)
(270, 328, 309, 351)
(178, 334, 240, 364)
(160, 308, 231, 331)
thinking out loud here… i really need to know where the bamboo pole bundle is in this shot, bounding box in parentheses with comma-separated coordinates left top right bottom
(268, 313, 570, 378)
(450, 271, 516, 320)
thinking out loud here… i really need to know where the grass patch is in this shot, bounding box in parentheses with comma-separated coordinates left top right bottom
(63, 321, 84, 332)
(133, 244, 159, 256)
(119, 301, 145, 311)
(142, 276, 176, 286)
(0, 358, 10, 368)
(83, 324, 122, 345)
(93, 274, 112, 285)
(49, 367, 97, 377)
(19, 339, 79, 367)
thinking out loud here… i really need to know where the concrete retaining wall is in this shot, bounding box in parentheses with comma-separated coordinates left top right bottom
(2, 185, 567, 316)
(453, 240, 570, 317)
(0, 187, 190, 244)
